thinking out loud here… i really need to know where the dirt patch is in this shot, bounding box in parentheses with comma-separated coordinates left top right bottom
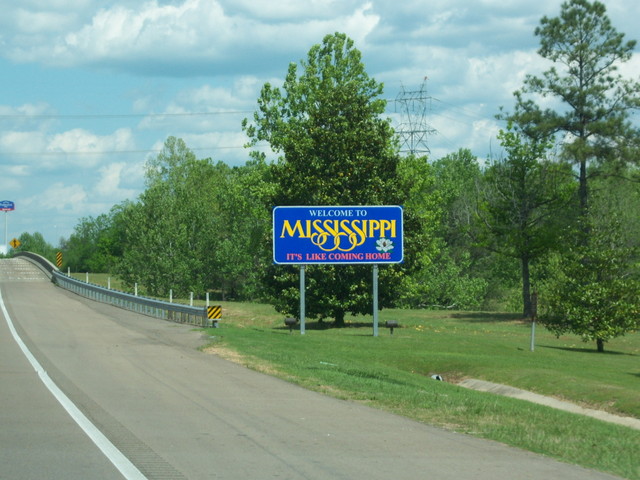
(203, 345, 245, 364)
(203, 344, 283, 377)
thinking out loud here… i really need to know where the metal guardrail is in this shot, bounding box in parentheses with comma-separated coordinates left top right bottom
(15, 252, 211, 327)
(14, 251, 57, 279)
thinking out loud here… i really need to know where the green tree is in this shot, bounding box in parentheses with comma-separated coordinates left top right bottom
(243, 32, 434, 326)
(117, 137, 213, 296)
(61, 206, 125, 273)
(113, 137, 272, 301)
(477, 125, 573, 316)
(509, 0, 640, 220)
(14, 232, 55, 261)
(402, 149, 489, 309)
(243, 32, 398, 207)
(507, 0, 640, 343)
(398, 151, 485, 309)
(200, 159, 273, 301)
(431, 149, 481, 251)
(541, 214, 640, 352)
(590, 165, 640, 251)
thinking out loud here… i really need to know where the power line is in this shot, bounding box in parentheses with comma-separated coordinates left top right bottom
(0, 110, 252, 120)
(430, 98, 497, 122)
(1, 144, 272, 157)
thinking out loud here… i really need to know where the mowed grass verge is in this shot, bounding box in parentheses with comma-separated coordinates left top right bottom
(68, 274, 639, 478)
(204, 302, 639, 480)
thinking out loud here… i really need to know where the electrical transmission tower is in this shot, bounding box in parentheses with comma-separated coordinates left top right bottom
(394, 78, 437, 156)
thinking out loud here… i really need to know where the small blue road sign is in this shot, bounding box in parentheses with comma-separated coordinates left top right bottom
(0, 200, 15, 211)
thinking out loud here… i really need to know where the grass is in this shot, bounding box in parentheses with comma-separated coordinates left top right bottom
(68, 274, 640, 478)
(203, 302, 640, 480)
(69, 272, 128, 292)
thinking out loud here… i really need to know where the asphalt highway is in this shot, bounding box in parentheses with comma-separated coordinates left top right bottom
(0, 258, 624, 479)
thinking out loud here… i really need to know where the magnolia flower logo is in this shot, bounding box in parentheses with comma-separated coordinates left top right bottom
(376, 238, 394, 253)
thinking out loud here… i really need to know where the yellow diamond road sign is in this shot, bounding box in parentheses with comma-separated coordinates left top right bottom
(9, 238, 20, 249)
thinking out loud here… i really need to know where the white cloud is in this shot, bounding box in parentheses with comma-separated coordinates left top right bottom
(0, 102, 53, 116)
(64, 0, 225, 56)
(3, 0, 224, 67)
(2, 0, 380, 75)
(0, 103, 56, 134)
(174, 83, 252, 110)
(0, 131, 49, 160)
(31, 182, 88, 213)
(469, 118, 503, 158)
(6, 165, 30, 176)
(225, 0, 355, 20)
(94, 162, 132, 197)
(137, 78, 263, 135)
(619, 55, 640, 80)
(0, 126, 138, 178)
(3, 0, 92, 8)
(46, 128, 136, 166)
(179, 131, 252, 164)
(13, 9, 77, 34)
(0, 176, 22, 193)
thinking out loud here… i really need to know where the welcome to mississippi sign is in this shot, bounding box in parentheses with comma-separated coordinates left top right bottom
(273, 205, 403, 264)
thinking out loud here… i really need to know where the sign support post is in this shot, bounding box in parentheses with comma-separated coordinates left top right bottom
(300, 265, 306, 335)
(373, 264, 379, 337)
(272, 205, 403, 336)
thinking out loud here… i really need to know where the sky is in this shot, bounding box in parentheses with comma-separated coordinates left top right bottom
(1, 0, 639, 249)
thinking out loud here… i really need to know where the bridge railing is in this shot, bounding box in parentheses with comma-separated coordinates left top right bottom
(15, 252, 211, 327)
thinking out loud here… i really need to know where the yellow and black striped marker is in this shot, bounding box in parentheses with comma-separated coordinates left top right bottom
(207, 305, 222, 320)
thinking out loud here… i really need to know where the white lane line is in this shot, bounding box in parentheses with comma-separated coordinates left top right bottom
(0, 287, 148, 480)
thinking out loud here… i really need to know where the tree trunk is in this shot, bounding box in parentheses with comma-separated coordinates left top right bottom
(578, 158, 590, 245)
(521, 255, 531, 318)
(597, 338, 605, 352)
(578, 159, 588, 216)
(333, 309, 346, 328)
